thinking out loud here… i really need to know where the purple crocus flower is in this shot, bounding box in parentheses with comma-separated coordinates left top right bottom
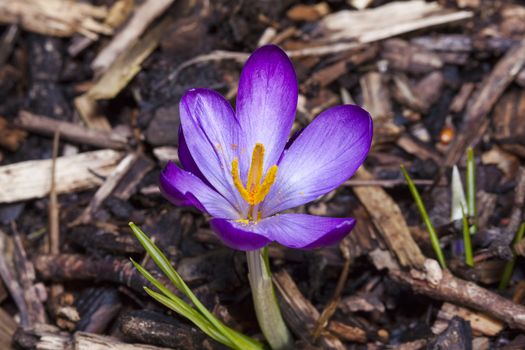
(160, 45, 373, 251)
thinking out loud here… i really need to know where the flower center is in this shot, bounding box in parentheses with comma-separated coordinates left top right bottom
(231, 143, 278, 220)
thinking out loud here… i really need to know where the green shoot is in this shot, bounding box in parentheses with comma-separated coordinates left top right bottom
(466, 147, 477, 233)
(460, 204, 474, 267)
(401, 165, 447, 269)
(499, 222, 525, 290)
(129, 222, 265, 350)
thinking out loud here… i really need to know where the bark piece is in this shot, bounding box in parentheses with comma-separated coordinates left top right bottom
(360, 72, 402, 143)
(0, 115, 26, 151)
(414, 71, 444, 109)
(444, 39, 525, 167)
(432, 302, 503, 337)
(391, 74, 428, 112)
(0, 149, 123, 203)
(491, 89, 525, 158)
(119, 310, 223, 350)
(360, 71, 393, 119)
(382, 38, 443, 74)
(396, 135, 443, 164)
(427, 316, 472, 350)
(0, 308, 17, 350)
(273, 270, 354, 348)
(69, 225, 143, 254)
(450, 82, 475, 114)
(76, 287, 122, 334)
(352, 167, 426, 268)
(112, 154, 155, 200)
(286, 3, 330, 22)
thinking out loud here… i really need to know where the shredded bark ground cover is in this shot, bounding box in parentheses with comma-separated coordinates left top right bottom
(0, 0, 524, 349)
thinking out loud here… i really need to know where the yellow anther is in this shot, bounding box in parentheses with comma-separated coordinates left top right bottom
(230, 143, 278, 208)
(247, 143, 264, 193)
(254, 165, 277, 204)
(231, 157, 251, 201)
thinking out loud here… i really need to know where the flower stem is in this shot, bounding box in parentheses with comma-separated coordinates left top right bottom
(246, 248, 293, 350)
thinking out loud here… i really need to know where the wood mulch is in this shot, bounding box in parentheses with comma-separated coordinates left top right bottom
(0, 0, 525, 349)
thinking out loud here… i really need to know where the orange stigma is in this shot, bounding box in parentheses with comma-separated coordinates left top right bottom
(231, 143, 278, 208)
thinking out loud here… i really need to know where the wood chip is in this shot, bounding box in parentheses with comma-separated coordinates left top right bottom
(382, 38, 443, 74)
(92, 0, 174, 73)
(352, 167, 426, 268)
(450, 82, 476, 113)
(317, 1, 472, 45)
(432, 302, 504, 336)
(0, 0, 112, 39)
(0, 115, 26, 151)
(0, 149, 123, 203)
(87, 16, 173, 101)
(360, 72, 403, 144)
(0, 307, 16, 350)
(286, 3, 330, 22)
(73, 153, 138, 225)
(13, 324, 171, 350)
(273, 270, 348, 349)
(444, 39, 525, 167)
(491, 89, 525, 158)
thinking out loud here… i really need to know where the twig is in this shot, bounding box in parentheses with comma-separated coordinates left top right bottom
(49, 131, 60, 255)
(391, 268, 525, 331)
(16, 111, 128, 150)
(312, 241, 353, 339)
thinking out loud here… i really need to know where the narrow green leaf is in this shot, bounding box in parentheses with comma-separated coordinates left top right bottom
(130, 259, 197, 316)
(129, 222, 264, 350)
(499, 222, 525, 290)
(466, 147, 477, 233)
(143, 287, 235, 348)
(460, 205, 474, 267)
(401, 166, 447, 269)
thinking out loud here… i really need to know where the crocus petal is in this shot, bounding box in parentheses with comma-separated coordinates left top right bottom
(179, 88, 244, 212)
(177, 125, 208, 185)
(160, 162, 240, 220)
(210, 214, 355, 250)
(261, 105, 373, 217)
(210, 218, 272, 251)
(236, 45, 298, 178)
